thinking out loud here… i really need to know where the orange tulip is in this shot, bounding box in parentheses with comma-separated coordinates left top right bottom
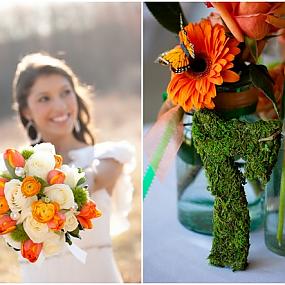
(32, 201, 59, 223)
(54, 154, 63, 169)
(76, 200, 101, 229)
(21, 239, 43, 263)
(47, 211, 66, 231)
(212, 2, 285, 41)
(3, 149, 25, 168)
(0, 177, 9, 196)
(0, 197, 9, 215)
(0, 215, 17, 235)
(21, 176, 41, 197)
(47, 169, 65, 185)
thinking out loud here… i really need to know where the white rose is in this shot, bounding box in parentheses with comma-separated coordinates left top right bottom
(44, 184, 74, 209)
(2, 233, 21, 249)
(63, 211, 79, 232)
(43, 231, 65, 257)
(23, 215, 49, 243)
(60, 164, 85, 188)
(25, 151, 55, 180)
(33, 143, 56, 155)
(4, 179, 37, 213)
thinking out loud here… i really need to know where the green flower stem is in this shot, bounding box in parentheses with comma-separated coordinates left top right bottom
(277, 147, 285, 246)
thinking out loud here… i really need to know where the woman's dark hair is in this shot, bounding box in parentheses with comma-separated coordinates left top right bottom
(12, 52, 95, 145)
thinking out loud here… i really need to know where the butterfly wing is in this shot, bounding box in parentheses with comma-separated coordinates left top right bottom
(179, 14, 195, 59)
(156, 46, 191, 74)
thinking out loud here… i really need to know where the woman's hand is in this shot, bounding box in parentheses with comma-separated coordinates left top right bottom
(93, 158, 123, 195)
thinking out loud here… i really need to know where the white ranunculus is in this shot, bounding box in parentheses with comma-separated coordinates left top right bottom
(44, 184, 74, 209)
(60, 164, 85, 189)
(23, 215, 49, 243)
(4, 179, 37, 213)
(17, 207, 32, 225)
(63, 211, 79, 232)
(33, 143, 56, 155)
(43, 231, 65, 257)
(25, 151, 55, 180)
(2, 233, 21, 249)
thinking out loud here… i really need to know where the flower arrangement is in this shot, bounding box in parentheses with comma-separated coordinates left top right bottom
(144, 2, 285, 271)
(0, 143, 101, 263)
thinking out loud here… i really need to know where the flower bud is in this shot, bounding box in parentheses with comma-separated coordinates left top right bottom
(4, 149, 25, 169)
(47, 169, 65, 185)
(21, 239, 43, 263)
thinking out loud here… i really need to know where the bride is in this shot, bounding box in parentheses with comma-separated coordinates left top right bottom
(10, 52, 135, 282)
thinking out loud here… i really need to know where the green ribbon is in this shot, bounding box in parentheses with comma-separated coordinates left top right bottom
(143, 107, 183, 200)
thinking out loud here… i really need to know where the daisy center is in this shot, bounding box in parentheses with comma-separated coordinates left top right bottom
(187, 53, 211, 78)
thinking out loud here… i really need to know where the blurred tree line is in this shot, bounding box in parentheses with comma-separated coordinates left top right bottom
(0, 2, 140, 119)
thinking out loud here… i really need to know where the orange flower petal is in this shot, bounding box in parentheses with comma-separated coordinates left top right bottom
(266, 15, 285, 28)
(221, 70, 240, 82)
(212, 2, 244, 42)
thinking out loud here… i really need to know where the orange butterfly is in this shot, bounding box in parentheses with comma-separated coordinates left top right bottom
(156, 15, 195, 74)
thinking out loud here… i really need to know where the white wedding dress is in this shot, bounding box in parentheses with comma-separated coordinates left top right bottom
(19, 141, 135, 283)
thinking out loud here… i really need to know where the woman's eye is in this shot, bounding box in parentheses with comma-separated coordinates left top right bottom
(38, 96, 49, 102)
(63, 89, 71, 96)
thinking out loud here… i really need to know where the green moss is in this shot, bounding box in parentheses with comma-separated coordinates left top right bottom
(10, 223, 29, 242)
(192, 109, 282, 271)
(73, 187, 89, 210)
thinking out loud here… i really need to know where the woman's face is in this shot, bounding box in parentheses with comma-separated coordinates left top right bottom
(23, 74, 78, 141)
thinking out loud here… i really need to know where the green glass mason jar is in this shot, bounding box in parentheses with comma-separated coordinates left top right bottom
(264, 135, 285, 255)
(177, 84, 265, 235)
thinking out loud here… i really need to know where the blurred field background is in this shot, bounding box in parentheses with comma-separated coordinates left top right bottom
(0, 2, 141, 283)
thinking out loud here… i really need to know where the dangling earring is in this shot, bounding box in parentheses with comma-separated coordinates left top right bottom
(74, 119, 81, 133)
(26, 120, 42, 145)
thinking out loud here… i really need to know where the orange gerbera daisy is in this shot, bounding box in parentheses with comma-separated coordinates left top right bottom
(167, 19, 240, 112)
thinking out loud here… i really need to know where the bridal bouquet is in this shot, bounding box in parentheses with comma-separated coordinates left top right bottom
(0, 143, 101, 263)
(144, 2, 285, 271)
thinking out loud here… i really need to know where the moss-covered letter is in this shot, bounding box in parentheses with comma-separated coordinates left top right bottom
(192, 109, 282, 271)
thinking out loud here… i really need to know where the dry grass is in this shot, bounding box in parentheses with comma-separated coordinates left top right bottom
(0, 94, 141, 283)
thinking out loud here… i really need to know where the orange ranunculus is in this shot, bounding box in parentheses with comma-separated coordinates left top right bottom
(211, 2, 285, 41)
(21, 239, 43, 263)
(76, 200, 102, 229)
(47, 211, 66, 231)
(256, 63, 285, 119)
(3, 149, 25, 169)
(0, 215, 17, 235)
(54, 154, 63, 169)
(0, 177, 9, 196)
(21, 176, 41, 197)
(167, 19, 240, 111)
(32, 201, 59, 223)
(0, 197, 9, 215)
(47, 169, 65, 185)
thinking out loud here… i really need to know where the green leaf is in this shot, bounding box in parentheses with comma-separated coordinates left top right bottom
(146, 2, 186, 34)
(21, 150, 34, 160)
(10, 224, 29, 242)
(245, 36, 258, 63)
(65, 233, 73, 246)
(0, 172, 12, 180)
(4, 160, 17, 178)
(76, 177, 86, 187)
(249, 64, 279, 118)
(68, 227, 81, 239)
